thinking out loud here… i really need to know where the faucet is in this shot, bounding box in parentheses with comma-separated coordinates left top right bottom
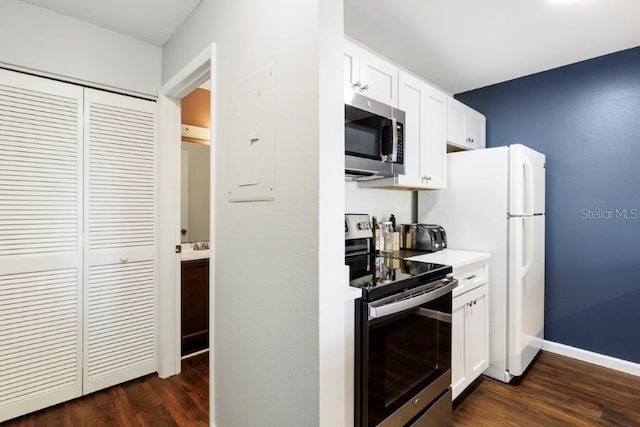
(194, 241, 209, 250)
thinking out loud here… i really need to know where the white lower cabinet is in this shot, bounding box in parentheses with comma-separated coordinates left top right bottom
(451, 268, 489, 399)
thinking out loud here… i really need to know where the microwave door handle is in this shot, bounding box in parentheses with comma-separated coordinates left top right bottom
(390, 117, 398, 163)
(380, 118, 398, 163)
(368, 280, 457, 319)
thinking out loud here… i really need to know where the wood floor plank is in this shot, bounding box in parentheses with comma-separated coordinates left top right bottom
(3, 353, 209, 427)
(5, 350, 640, 426)
(454, 351, 640, 426)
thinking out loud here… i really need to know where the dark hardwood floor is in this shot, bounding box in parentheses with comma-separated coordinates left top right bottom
(453, 351, 640, 426)
(5, 350, 640, 426)
(4, 353, 209, 427)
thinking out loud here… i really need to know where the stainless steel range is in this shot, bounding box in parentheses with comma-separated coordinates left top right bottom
(346, 214, 456, 427)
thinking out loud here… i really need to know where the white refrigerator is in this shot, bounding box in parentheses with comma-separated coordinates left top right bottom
(420, 144, 545, 383)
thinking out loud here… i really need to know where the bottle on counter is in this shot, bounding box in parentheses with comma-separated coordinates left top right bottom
(381, 221, 394, 253)
(389, 213, 396, 231)
(371, 216, 380, 254)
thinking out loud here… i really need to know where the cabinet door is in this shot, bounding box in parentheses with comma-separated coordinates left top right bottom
(344, 39, 360, 93)
(446, 98, 466, 148)
(422, 86, 447, 188)
(465, 111, 486, 149)
(181, 259, 210, 356)
(466, 285, 490, 378)
(83, 89, 156, 394)
(451, 295, 467, 399)
(0, 69, 84, 422)
(398, 71, 424, 186)
(359, 49, 398, 106)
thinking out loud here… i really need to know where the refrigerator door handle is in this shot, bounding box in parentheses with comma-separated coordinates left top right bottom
(523, 154, 535, 216)
(522, 216, 534, 278)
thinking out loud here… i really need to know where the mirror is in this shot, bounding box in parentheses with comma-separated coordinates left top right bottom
(180, 85, 211, 243)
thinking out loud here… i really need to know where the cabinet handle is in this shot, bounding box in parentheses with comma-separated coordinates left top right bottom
(352, 81, 362, 89)
(422, 176, 431, 182)
(464, 274, 476, 281)
(362, 84, 369, 91)
(120, 255, 129, 263)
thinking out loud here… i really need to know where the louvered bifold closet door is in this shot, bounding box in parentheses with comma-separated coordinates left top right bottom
(0, 70, 83, 422)
(83, 89, 156, 394)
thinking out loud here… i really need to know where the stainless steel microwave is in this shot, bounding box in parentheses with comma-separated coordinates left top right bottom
(345, 92, 405, 179)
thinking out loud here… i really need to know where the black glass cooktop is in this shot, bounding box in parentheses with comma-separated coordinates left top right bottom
(347, 254, 452, 301)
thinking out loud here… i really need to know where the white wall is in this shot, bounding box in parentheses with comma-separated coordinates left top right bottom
(318, 0, 347, 425)
(345, 181, 414, 226)
(163, 1, 344, 426)
(0, 0, 161, 97)
(181, 142, 210, 242)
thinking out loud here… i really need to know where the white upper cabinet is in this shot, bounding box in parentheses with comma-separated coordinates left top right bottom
(345, 38, 487, 191)
(465, 110, 485, 149)
(344, 39, 398, 107)
(359, 70, 447, 190)
(447, 99, 466, 147)
(447, 97, 486, 150)
(343, 39, 360, 94)
(420, 82, 447, 189)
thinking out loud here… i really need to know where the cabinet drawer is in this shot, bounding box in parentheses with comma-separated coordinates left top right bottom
(453, 263, 488, 297)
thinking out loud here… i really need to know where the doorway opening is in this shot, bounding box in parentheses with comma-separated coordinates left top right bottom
(157, 43, 216, 404)
(179, 84, 211, 358)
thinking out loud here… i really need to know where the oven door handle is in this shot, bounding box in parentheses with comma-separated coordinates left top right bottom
(368, 280, 457, 319)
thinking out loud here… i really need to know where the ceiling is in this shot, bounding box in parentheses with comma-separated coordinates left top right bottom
(20, 0, 201, 46)
(18, 0, 640, 92)
(345, 0, 640, 94)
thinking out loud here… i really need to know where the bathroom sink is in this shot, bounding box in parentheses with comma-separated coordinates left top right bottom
(181, 242, 211, 261)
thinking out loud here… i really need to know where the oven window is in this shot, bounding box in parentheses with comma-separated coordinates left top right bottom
(367, 293, 451, 426)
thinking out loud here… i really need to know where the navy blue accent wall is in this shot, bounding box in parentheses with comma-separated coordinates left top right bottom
(456, 47, 640, 363)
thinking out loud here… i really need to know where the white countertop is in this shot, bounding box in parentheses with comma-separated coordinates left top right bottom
(181, 249, 210, 261)
(406, 249, 491, 271)
(345, 265, 362, 301)
(181, 242, 211, 261)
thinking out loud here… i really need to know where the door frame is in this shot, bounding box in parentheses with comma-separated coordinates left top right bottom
(156, 44, 216, 385)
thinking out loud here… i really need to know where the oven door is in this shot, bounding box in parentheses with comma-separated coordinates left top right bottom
(356, 279, 455, 427)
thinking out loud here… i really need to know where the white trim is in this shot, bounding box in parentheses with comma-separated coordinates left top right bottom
(209, 44, 218, 427)
(543, 340, 640, 377)
(181, 348, 210, 360)
(0, 62, 157, 100)
(181, 124, 211, 142)
(157, 92, 182, 379)
(156, 43, 216, 425)
(157, 43, 215, 376)
(161, 47, 211, 99)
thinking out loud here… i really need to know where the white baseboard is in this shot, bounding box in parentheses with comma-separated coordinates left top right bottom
(180, 348, 210, 360)
(542, 340, 640, 377)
